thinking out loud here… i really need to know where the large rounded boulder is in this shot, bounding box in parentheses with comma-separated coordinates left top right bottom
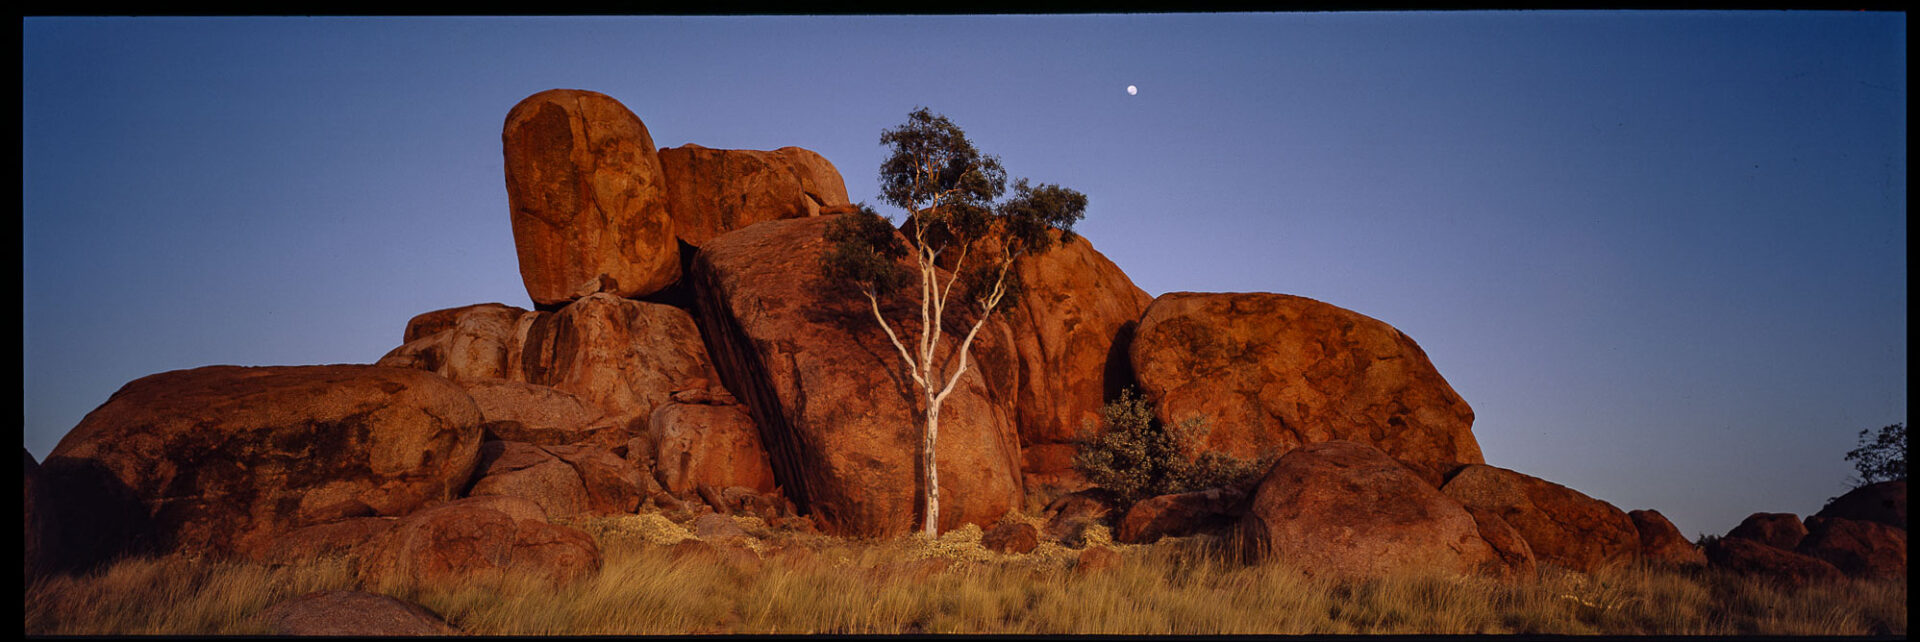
(649, 400, 778, 497)
(689, 215, 1024, 537)
(41, 365, 484, 566)
(1439, 464, 1639, 573)
(503, 88, 679, 305)
(657, 143, 853, 246)
(1236, 441, 1505, 579)
(1795, 516, 1907, 579)
(1630, 509, 1707, 568)
(377, 302, 535, 382)
(1129, 292, 1481, 464)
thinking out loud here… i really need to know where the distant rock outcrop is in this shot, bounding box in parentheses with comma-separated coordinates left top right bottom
(689, 215, 1023, 537)
(1704, 536, 1844, 587)
(657, 144, 853, 246)
(1724, 512, 1808, 551)
(504, 89, 679, 305)
(1237, 441, 1507, 579)
(42, 365, 482, 567)
(1815, 480, 1907, 530)
(1439, 464, 1639, 574)
(1129, 292, 1482, 465)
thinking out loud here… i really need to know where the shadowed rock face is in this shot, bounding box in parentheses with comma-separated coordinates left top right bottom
(1630, 509, 1707, 568)
(1129, 292, 1481, 465)
(1796, 516, 1907, 579)
(657, 144, 852, 247)
(1440, 464, 1639, 574)
(504, 88, 679, 305)
(42, 365, 483, 567)
(24, 449, 54, 580)
(1725, 512, 1809, 551)
(1816, 480, 1907, 530)
(689, 215, 1023, 537)
(1705, 536, 1844, 587)
(1237, 441, 1505, 580)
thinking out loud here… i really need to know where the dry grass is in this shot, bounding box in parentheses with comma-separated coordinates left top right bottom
(25, 512, 1908, 636)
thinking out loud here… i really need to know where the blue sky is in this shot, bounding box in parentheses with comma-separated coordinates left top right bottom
(22, 13, 1906, 540)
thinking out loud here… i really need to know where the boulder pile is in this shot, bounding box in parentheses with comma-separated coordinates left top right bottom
(30, 88, 1889, 593)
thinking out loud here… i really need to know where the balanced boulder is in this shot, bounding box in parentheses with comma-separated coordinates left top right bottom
(1237, 441, 1504, 579)
(1129, 292, 1481, 464)
(503, 89, 679, 305)
(657, 143, 853, 246)
(1439, 464, 1639, 573)
(42, 365, 482, 565)
(690, 215, 1024, 537)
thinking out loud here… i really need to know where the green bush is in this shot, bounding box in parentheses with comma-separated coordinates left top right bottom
(1072, 388, 1268, 505)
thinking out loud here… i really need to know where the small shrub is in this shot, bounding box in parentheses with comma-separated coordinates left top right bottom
(1072, 387, 1268, 505)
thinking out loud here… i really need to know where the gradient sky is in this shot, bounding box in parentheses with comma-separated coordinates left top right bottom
(22, 13, 1906, 541)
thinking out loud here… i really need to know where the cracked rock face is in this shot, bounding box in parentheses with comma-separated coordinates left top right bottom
(1128, 291, 1481, 465)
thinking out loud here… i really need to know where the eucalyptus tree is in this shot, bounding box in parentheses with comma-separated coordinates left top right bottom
(821, 108, 1086, 536)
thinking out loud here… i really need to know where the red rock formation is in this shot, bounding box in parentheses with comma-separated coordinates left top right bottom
(1724, 512, 1808, 551)
(466, 440, 650, 518)
(462, 379, 606, 444)
(1129, 292, 1481, 464)
(1629, 509, 1707, 568)
(253, 591, 459, 636)
(1439, 464, 1639, 574)
(649, 401, 777, 497)
(379, 303, 533, 382)
(519, 293, 720, 429)
(1796, 516, 1907, 579)
(42, 365, 482, 565)
(252, 517, 398, 566)
(996, 233, 1153, 499)
(1115, 486, 1247, 544)
(503, 89, 679, 305)
(1464, 506, 1537, 579)
(357, 496, 601, 588)
(657, 144, 852, 246)
(1705, 536, 1844, 587)
(1238, 441, 1504, 579)
(1815, 480, 1907, 530)
(689, 215, 1023, 537)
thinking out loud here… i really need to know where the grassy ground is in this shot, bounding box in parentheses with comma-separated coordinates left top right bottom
(25, 512, 1908, 636)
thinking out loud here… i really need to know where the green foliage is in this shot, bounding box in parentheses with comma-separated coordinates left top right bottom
(820, 204, 910, 298)
(1072, 388, 1268, 505)
(1844, 422, 1906, 487)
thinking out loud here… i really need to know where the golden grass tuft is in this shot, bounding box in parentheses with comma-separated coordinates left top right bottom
(24, 513, 1909, 636)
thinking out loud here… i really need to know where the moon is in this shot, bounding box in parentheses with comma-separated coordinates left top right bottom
(1127, 85, 1138, 95)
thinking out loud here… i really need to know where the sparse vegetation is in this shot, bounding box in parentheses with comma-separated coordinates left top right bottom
(1072, 387, 1268, 505)
(27, 512, 1906, 636)
(1845, 422, 1907, 487)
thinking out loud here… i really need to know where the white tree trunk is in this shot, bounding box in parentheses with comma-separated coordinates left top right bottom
(922, 400, 941, 536)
